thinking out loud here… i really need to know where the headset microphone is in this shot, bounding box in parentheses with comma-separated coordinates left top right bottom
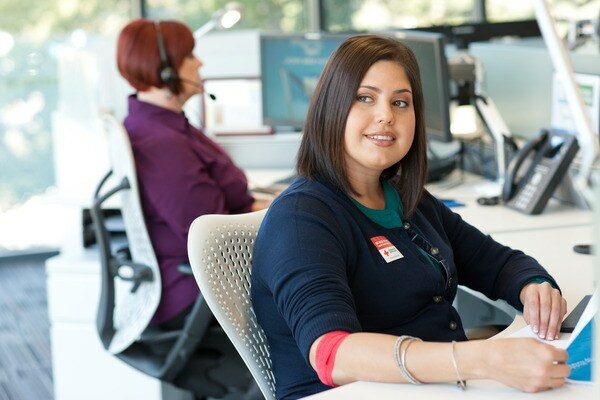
(177, 78, 217, 100)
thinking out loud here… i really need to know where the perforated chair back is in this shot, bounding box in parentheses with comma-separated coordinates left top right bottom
(98, 113, 162, 354)
(188, 210, 276, 400)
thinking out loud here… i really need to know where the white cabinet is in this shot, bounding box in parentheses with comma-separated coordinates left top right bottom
(45, 253, 192, 400)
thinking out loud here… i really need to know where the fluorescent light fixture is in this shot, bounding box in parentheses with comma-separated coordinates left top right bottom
(194, 2, 244, 39)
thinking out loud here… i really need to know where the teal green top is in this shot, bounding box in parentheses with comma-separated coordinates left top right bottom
(350, 181, 442, 273)
(350, 181, 552, 290)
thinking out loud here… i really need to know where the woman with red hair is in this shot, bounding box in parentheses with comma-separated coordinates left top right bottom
(116, 19, 263, 397)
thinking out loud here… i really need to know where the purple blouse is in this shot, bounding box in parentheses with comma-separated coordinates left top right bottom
(124, 95, 254, 325)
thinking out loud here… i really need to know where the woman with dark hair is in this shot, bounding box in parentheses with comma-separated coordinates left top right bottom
(251, 35, 568, 399)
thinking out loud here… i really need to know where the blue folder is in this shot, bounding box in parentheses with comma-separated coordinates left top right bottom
(567, 319, 594, 382)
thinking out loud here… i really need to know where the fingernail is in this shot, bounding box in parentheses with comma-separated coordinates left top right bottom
(533, 325, 539, 333)
(555, 335, 559, 340)
(539, 331, 546, 339)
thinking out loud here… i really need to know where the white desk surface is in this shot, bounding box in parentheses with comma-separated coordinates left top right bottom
(303, 380, 592, 400)
(426, 172, 593, 234)
(246, 168, 294, 189)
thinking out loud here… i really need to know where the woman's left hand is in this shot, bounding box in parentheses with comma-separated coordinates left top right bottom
(519, 282, 567, 341)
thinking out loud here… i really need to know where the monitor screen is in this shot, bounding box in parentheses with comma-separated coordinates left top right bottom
(260, 33, 348, 131)
(260, 31, 452, 142)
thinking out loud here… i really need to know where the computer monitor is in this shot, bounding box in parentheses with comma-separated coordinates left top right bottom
(260, 31, 452, 142)
(260, 33, 349, 130)
(391, 30, 452, 142)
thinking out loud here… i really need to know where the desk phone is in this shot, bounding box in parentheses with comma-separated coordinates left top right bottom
(502, 130, 579, 215)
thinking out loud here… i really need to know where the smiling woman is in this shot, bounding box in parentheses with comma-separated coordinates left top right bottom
(251, 35, 568, 400)
(297, 35, 427, 214)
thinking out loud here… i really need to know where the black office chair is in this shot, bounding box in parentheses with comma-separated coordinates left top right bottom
(91, 114, 255, 399)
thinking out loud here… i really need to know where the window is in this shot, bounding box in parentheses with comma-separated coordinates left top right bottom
(321, 0, 476, 32)
(487, 0, 599, 23)
(145, 0, 307, 32)
(0, 0, 132, 253)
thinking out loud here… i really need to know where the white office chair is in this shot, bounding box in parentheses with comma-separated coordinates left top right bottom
(93, 114, 227, 397)
(187, 210, 277, 400)
(96, 113, 163, 354)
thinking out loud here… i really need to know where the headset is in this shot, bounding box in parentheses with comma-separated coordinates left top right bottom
(154, 21, 180, 94)
(154, 21, 216, 100)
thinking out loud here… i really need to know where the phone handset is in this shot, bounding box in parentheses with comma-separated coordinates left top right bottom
(502, 129, 549, 202)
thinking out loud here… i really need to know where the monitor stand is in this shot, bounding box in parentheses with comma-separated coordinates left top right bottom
(427, 140, 461, 182)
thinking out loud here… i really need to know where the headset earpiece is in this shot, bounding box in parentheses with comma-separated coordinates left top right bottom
(159, 65, 178, 87)
(154, 21, 180, 94)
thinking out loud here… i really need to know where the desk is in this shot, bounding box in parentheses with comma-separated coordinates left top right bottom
(245, 168, 294, 189)
(303, 379, 592, 399)
(302, 174, 596, 399)
(427, 172, 593, 234)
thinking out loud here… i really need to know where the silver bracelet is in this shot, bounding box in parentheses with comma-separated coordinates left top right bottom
(393, 335, 422, 385)
(401, 337, 423, 384)
(451, 341, 467, 391)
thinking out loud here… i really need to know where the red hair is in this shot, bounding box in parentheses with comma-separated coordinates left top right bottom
(116, 19, 195, 93)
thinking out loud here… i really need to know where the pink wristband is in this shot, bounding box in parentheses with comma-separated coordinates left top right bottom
(315, 330, 351, 387)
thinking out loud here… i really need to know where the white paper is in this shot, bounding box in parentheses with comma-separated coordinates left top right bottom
(509, 325, 571, 349)
(508, 288, 598, 350)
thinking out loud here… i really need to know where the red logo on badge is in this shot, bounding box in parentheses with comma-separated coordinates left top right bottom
(370, 236, 393, 250)
(370, 236, 403, 263)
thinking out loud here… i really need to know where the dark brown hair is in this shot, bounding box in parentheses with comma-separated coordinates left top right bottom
(117, 19, 194, 94)
(296, 34, 428, 217)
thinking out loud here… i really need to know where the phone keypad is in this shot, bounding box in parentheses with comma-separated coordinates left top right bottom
(514, 164, 549, 210)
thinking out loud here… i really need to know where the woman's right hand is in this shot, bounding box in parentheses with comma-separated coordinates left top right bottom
(483, 338, 570, 392)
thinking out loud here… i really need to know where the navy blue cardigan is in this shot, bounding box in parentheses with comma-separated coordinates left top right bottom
(251, 177, 558, 400)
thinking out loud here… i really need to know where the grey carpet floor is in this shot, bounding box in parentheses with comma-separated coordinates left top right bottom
(0, 257, 53, 400)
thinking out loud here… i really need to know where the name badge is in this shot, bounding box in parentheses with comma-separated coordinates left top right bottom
(370, 235, 403, 263)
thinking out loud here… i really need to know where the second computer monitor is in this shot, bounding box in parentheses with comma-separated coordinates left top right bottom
(391, 30, 452, 142)
(260, 31, 452, 142)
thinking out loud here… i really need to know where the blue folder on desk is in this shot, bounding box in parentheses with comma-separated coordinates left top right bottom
(440, 199, 465, 208)
(567, 318, 594, 382)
